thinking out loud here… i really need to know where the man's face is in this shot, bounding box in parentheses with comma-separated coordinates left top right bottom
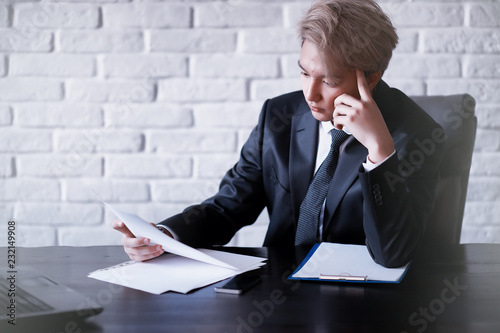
(299, 39, 360, 123)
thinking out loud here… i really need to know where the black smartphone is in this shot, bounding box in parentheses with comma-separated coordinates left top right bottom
(214, 272, 262, 295)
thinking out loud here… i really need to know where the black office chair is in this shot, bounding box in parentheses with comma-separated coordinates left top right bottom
(411, 94, 477, 246)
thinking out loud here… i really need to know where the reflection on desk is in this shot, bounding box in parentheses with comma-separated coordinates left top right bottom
(1, 244, 500, 333)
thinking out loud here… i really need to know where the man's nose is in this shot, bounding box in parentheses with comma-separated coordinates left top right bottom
(306, 79, 321, 102)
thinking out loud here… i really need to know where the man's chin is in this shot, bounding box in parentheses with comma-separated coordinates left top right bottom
(310, 110, 332, 122)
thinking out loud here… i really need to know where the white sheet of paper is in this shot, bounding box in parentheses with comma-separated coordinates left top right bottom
(291, 243, 409, 282)
(88, 249, 266, 294)
(94, 190, 238, 270)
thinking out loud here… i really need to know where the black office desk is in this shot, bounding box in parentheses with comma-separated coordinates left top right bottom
(3, 244, 500, 333)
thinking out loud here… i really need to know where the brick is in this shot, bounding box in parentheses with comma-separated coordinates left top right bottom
(10, 54, 96, 77)
(230, 224, 268, 247)
(103, 3, 190, 28)
(284, 2, 314, 29)
(58, 226, 121, 246)
(53, 0, 130, 3)
(193, 102, 261, 128)
(470, 152, 500, 176)
(64, 179, 150, 202)
(463, 202, 500, 226)
(150, 30, 236, 53)
(0, 55, 5, 77)
(0, 204, 13, 222)
(16, 103, 102, 127)
(14, 3, 100, 29)
(251, 79, 302, 101)
(18, 155, 103, 177)
(106, 155, 192, 178)
(241, 28, 300, 54)
(0, 29, 53, 52)
(103, 55, 187, 78)
(238, 129, 254, 152)
(476, 105, 500, 128)
(55, 130, 144, 153)
(4, 226, 56, 247)
(464, 55, 500, 78)
(66, 79, 155, 103)
(15, 202, 103, 225)
(191, 54, 279, 79)
(158, 79, 246, 102)
(470, 4, 500, 27)
(195, 3, 283, 28)
(0, 178, 60, 201)
(0, 105, 12, 126)
(148, 130, 237, 153)
(460, 226, 500, 244)
(0, 78, 62, 101)
(467, 177, 500, 202)
(474, 129, 500, 152)
(394, 30, 419, 53)
(152, 180, 219, 203)
(427, 79, 500, 103)
(384, 55, 461, 79)
(281, 54, 301, 78)
(0, 156, 13, 177)
(59, 30, 144, 53)
(424, 29, 500, 54)
(0, 129, 52, 152)
(104, 202, 187, 226)
(104, 103, 193, 128)
(380, 3, 463, 27)
(197, 154, 239, 179)
(0, 5, 9, 27)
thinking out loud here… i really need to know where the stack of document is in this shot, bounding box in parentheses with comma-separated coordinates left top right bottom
(89, 195, 266, 294)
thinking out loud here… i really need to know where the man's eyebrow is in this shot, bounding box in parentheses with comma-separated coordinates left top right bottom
(297, 60, 327, 78)
(297, 60, 305, 71)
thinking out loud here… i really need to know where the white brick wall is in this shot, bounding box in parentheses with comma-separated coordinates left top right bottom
(0, 0, 499, 248)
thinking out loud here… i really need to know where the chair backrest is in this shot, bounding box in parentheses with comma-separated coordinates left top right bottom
(411, 94, 477, 245)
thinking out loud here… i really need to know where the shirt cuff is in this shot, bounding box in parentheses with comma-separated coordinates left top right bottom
(362, 150, 396, 172)
(156, 224, 179, 241)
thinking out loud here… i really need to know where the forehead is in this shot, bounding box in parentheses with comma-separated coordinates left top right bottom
(299, 40, 345, 80)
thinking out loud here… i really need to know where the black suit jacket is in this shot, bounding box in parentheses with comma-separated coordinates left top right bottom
(160, 80, 444, 267)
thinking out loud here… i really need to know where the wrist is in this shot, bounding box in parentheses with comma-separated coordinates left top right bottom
(367, 141, 394, 164)
(156, 225, 173, 238)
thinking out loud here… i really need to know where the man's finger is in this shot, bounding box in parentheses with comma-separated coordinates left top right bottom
(356, 69, 371, 101)
(122, 234, 150, 248)
(112, 219, 136, 238)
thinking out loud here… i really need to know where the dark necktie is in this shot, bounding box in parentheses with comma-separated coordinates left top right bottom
(294, 129, 349, 246)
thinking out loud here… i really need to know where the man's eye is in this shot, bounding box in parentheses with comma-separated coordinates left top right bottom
(300, 71, 309, 77)
(323, 80, 333, 86)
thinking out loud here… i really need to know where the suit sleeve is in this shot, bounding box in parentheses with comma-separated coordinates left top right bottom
(359, 125, 445, 267)
(157, 101, 271, 248)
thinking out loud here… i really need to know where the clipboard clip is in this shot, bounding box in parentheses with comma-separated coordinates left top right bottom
(319, 273, 367, 281)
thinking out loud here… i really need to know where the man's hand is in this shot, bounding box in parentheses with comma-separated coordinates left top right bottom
(112, 219, 166, 262)
(333, 70, 395, 163)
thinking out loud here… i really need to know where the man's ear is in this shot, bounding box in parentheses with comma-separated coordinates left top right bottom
(366, 70, 382, 92)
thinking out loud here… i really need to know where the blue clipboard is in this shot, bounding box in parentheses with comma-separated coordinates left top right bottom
(287, 243, 411, 284)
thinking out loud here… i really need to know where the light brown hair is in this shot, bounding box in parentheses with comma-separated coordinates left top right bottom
(299, 0, 398, 80)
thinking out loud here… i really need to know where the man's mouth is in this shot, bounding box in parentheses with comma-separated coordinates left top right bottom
(309, 105, 323, 112)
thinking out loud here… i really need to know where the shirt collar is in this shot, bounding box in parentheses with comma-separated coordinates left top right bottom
(320, 120, 336, 134)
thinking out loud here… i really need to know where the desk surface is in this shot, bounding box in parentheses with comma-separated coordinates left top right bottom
(3, 244, 500, 333)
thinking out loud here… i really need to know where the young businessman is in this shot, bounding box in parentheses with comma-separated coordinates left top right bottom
(113, 0, 444, 268)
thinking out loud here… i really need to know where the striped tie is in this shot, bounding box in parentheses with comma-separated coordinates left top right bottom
(294, 129, 349, 246)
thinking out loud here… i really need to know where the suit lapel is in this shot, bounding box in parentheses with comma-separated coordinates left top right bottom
(323, 137, 367, 231)
(289, 110, 318, 222)
(322, 80, 396, 232)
